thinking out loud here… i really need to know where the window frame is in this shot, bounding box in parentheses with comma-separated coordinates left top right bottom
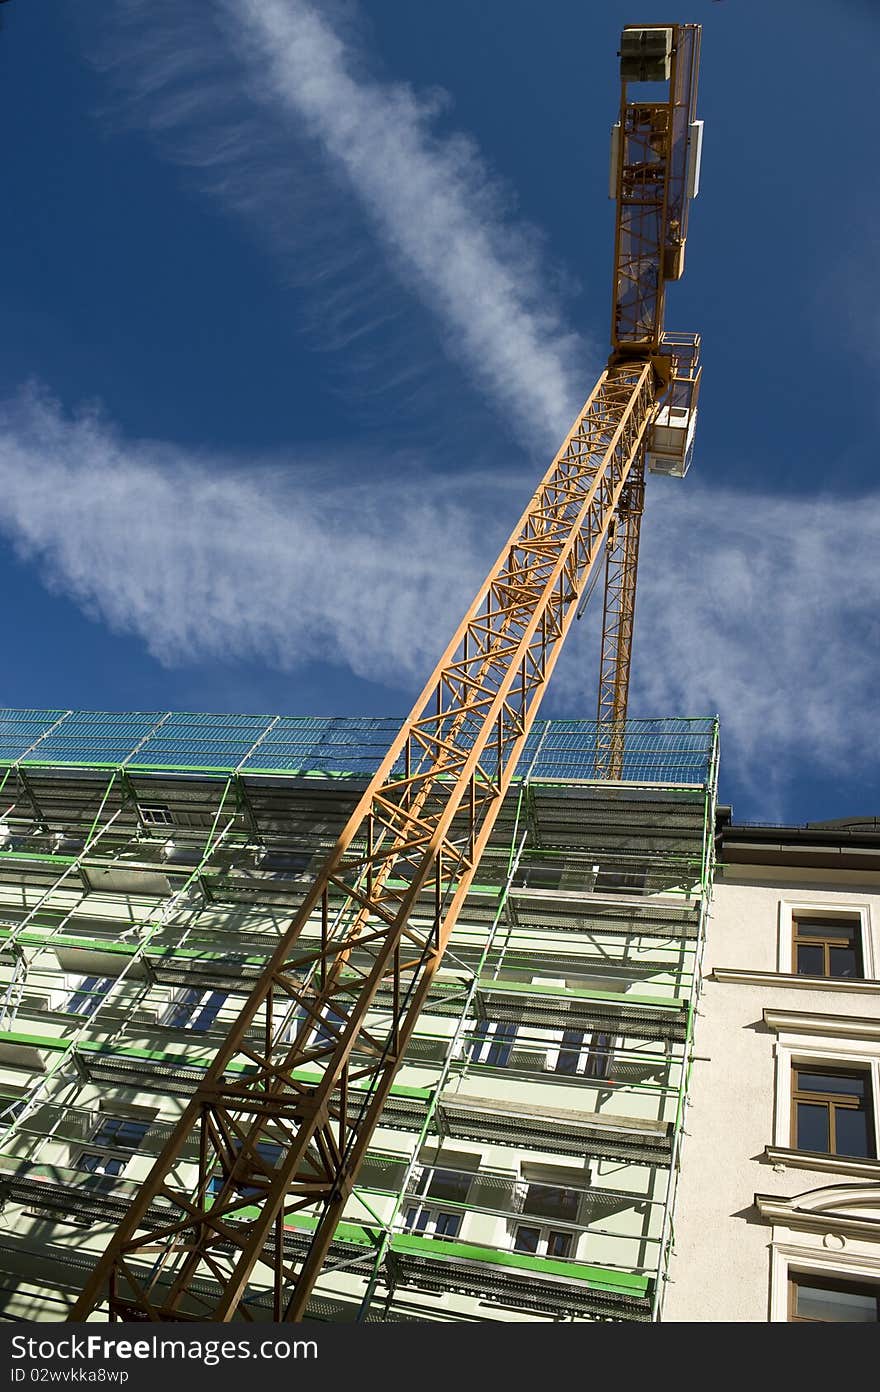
(512, 1222, 577, 1261)
(547, 1028, 617, 1079)
(768, 1022, 880, 1171)
(777, 901, 874, 978)
(207, 1139, 283, 1199)
(467, 1019, 518, 1067)
(75, 1112, 151, 1187)
(163, 987, 227, 1032)
(792, 915, 863, 981)
(401, 1204, 464, 1240)
(790, 1063, 875, 1160)
(788, 1270, 880, 1322)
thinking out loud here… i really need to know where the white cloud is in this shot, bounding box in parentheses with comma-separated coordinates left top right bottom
(540, 479, 880, 802)
(0, 388, 521, 687)
(93, 0, 588, 451)
(2, 391, 878, 804)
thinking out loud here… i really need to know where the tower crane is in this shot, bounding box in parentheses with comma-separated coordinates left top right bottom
(71, 21, 704, 1323)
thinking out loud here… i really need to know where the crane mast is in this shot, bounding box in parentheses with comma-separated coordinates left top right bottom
(71, 22, 703, 1323)
(596, 21, 702, 776)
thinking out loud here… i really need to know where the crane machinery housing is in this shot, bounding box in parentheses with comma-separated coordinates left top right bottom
(67, 21, 705, 1322)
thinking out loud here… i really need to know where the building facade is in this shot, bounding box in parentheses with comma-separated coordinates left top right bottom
(0, 710, 718, 1323)
(666, 814, 880, 1322)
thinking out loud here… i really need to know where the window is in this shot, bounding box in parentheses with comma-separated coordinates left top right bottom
(89, 1116, 150, 1151)
(551, 1029, 614, 1079)
(402, 1206, 462, 1239)
(423, 1167, 472, 1205)
(792, 1067, 875, 1159)
(789, 1273, 879, 1322)
(139, 804, 174, 827)
(555, 1029, 583, 1076)
(77, 1114, 150, 1189)
(78, 1152, 127, 1182)
(65, 975, 113, 1018)
(164, 988, 227, 1032)
(468, 1019, 517, 1067)
(793, 917, 863, 980)
(523, 1183, 580, 1223)
(513, 1225, 573, 1259)
(403, 1164, 471, 1239)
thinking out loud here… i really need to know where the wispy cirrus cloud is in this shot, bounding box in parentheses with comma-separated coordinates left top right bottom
(0, 387, 522, 687)
(91, 0, 588, 451)
(618, 482, 880, 802)
(1, 388, 879, 811)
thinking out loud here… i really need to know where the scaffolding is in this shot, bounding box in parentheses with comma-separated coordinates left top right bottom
(0, 710, 717, 1323)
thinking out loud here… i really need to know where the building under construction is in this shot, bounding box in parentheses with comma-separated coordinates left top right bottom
(0, 21, 721, 1325)
(0, 710, 717, 1323)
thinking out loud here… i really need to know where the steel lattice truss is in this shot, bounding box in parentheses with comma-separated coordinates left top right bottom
(598, 21, 700, 759)
(595, 453, 646, 779)
(70, 362, 659, 1323)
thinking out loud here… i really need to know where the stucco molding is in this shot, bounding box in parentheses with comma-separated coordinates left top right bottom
(756, 1183, 880, 1238)
(764, 1145, 880, 1181)
(713, 968, 880, 996)
(763, 1008, 880, 1041)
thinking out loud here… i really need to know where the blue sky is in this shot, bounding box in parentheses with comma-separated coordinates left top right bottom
(0, 0, 877, 823)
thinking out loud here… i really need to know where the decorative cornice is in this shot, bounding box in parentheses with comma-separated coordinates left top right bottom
(712, 968, 880, 997)
(763, 1145, 880, 1181)
(762, 1008, 880, 1040)
(756, 1188, 880, 1239)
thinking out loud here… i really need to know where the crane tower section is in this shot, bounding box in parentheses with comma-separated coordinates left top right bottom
(595, 22, 703, 777)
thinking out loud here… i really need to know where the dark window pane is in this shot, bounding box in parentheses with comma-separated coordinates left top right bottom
(67, 976, 112, 1017)
(487, 1021, 517, 1067)
(795, 1279, 879, 1322)
(433, 1212, 461, 1239)
(426, 1168, 471, 1204)
(797, 1072, 865, 1098)
(835, 1108, 873, 1159)
(829, 947, 859, 978)
(92, 1118, 148, 1150)
(796, 921, 854, 940)
(191, 991, 226, 1032)
(514, 1226, 540, 1254)
(525, 1184, 579, 1222)
(403, 1207, 430, 1233)
(547, 1231, 572, 1258)
(556, 1029, 583, 1076)
(796, 1102, 829, 1153)
(795, 944, 825, 976)
(586, 1032, 612, 1079)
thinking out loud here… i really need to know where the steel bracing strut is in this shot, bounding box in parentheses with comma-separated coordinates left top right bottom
(70, 362, 660, 1323)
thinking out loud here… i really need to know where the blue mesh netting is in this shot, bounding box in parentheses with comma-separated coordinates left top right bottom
(0, 710, 716, 786)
